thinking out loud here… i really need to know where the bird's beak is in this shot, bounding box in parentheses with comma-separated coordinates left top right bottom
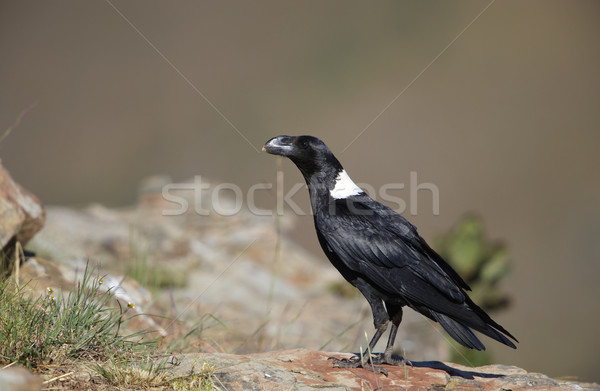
(263, 135, 294, 156)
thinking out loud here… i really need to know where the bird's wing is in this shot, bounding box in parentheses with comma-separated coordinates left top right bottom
(317, 197, 469, 305)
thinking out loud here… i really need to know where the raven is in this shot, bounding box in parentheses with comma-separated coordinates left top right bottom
(263, 135, 517, 369)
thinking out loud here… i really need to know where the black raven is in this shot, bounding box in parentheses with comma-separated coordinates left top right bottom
(263, 135, 517, 369)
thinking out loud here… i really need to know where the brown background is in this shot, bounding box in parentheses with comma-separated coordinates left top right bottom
(1, 0, 599, 382)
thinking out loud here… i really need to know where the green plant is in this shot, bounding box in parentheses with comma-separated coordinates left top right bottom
(325, 280, 360, 298)
(434, 214, 512, 366)
(165, 313, 228, 354)
(126, 224, 187, 292)
(0, 262, 153, 367)
(170, 359, 218, 391)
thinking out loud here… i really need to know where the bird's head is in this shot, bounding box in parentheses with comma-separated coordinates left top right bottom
(263, 135, 343, 179)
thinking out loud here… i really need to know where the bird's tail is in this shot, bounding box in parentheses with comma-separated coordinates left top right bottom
(464, 295, 518, 348)
(431, 312, 486, 350)
(429, 297, 518, 350)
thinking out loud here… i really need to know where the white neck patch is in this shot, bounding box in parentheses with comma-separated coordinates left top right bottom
(330, 170, 363, 199)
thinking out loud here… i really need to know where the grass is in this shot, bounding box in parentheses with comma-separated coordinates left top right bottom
(165, 313, 229, 354)
(326, 280, 361, 299)
(0, 262, 153, 368)
(357, 332, 383, 390)
(126, 224, 188, 292)
(0, 240, 226, 390)
(0, 101, 38, 145)
(0, 259, 211, 389)
(93, 354, 171, 388)
(170, 359, 218, 391)
(92, 355, 220, 390)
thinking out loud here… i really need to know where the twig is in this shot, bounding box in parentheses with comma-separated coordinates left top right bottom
(1, 361, 17, 370)
(115, 300, 123, 338)
(403, 347, 409, 380)
(14, 241, 24, 290)
(263, 158, 284, 350)
(364, 331, 382, 389)
(0, 101, 39, 145)
(42, 371, 74, 385)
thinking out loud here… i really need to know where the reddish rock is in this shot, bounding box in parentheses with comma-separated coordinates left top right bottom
(169, 348, 599, 391)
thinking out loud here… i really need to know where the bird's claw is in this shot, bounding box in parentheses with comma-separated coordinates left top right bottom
(328, 356, 389, 376)
(374, 353, 413, 367)
(328, 353, 413, 376)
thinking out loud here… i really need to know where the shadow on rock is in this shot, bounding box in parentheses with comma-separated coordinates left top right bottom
(410, 360, 505, 379)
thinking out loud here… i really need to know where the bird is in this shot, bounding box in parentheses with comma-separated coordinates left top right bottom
(263, 135, 517, 370)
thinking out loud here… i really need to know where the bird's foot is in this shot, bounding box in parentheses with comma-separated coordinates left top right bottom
(372, 352, 412, 367)
(328, 355, 389, 376)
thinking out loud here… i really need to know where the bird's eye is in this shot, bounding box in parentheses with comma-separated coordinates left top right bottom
(299, 140, 309, 149)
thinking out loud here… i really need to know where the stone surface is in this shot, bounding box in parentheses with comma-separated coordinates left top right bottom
(27, 178, 449, 359)
(168, 348, 599, 391)
(0, 160, 45, 249)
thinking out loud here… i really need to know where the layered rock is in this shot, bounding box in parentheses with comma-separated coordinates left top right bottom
(0, 160, 45, 276)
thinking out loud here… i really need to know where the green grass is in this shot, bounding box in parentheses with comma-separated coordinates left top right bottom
(126, 224, 188, 292)
(170, 359, 218, 391)
(0, 262, 154, 368)
(434, 215, 513, 366)
(0, 255, 221, 389)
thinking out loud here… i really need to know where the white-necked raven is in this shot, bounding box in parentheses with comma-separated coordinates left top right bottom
(263, 135, 517, 369)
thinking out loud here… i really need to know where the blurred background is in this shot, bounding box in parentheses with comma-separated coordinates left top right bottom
(1, 0, 599, 382)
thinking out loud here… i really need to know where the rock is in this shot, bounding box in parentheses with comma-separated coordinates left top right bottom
(28, 192, 449, 360)
(0, 160, 45, 249)
(11, 176, 598, 389)
(0, 365, 42, 391)
(0, 160, 45, 276)
(167, 348, 599, 391)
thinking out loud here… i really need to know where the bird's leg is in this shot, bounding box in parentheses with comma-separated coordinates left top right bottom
(330, 288, 390, 374)
(383, 322, 399, 362)
(374, 304, 411, 366)
(368, 321, 388, 353)
(330, 320, 390, 375)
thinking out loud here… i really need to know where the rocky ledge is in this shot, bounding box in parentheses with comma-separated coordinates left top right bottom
(1, 168, 597, 391)
(169, 348, 597, 391)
